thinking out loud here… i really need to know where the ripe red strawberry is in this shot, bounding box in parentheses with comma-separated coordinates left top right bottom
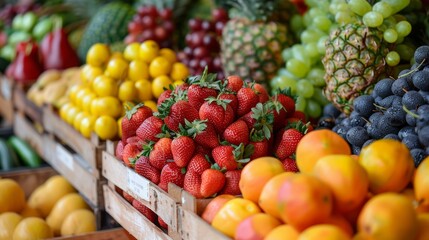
(188, 84, 218, 110)
(237, 87, 259, 117)
(274, 89, 296, 118)
(158, 216, 168, 230)
(148, 138, 173, 170)
(200, 169, 226, 198)
(186, 120, 220, 149)
(136, 116, 164, 142)
(132, 199, 156, 223)
(223, 120, 249, 145)
(220, 170, 241, 195)
(164, 100, 199, 132)
(135, 156, 161, 184)
(158, 162, 185, 191)
(187, 154, 211, 174)
(194, 144, 212, 158)
(122, 143, 142, 167)
(121, 103, 153, 143)
(291, 110, 306, 122)
(249, 140, 269, 160)
(183, 170, 202, 198)
(171, 136, 195, 167)
(226, 75, 243, 93)
(219, 93, 238, 114)
(240, 111, 257, 129)
(122, 191, 134, 203)
(253, 83, 269, 103)
(199, 97, 235, 133)
(275, 128, 304, 159)
(173, 83, 190, 94)
(126, 136, 145, 145)
(115, 140, 124, 162)
(282, 157, 299, 172)
(157, 89, 172, 106)
(212, 145, 244, 170)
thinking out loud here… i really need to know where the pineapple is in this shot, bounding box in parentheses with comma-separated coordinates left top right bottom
(220, 0, 291, 87)
(322, 21, 390, 114)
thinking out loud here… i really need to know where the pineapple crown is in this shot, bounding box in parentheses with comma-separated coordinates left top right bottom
(225, 0, 276, 21)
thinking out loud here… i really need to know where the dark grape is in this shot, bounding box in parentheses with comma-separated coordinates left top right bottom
(384, 134, 400, 140)
(411, 148, 426, 167)
(353, 95, 375, 118)
(403, 90, 425, 110)
(349, 115, 366, 127)
(384, 106, 406, 127)
(412, 70, 429, 91)
(363, 139, 375, 148)
(414, 45, 429, 66)
(142, 15, 156, 28)
(402, 135, 421, 150)
(374, 78, 394, 98)
(212, 8, 228, 22)
(346, 126, 369, 147)
(398, 126, 417, 140)
(391, 78, 411, 97)
(189, 18, 203, 32)
(159, 8, 173, 20)
(418, 126, 429, 147)
(323, 104, 341, 118)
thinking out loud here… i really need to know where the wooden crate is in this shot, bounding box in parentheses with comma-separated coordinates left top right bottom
(13, 112, 44, 157)
(13, 84, 43, 125)
(54, 228, 133, 240)
(0, 75, 14, 123)
(43, 106, 104, 176)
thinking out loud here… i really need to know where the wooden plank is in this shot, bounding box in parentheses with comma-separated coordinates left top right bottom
(13, 85, 43, 124)
(102, 151, 178, 231)
(0, 75, 13, 123)
(103, 185, 172, 240)
(52, 228, 133, 240)
(43, 135, 101, 208)
(14, 113, 44, 157)
(43, 106, 104, 173)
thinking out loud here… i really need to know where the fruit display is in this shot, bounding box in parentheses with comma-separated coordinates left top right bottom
(0, 175, 96, 238)
(178, 8, 228, 78)
(60, 40, 189, 140)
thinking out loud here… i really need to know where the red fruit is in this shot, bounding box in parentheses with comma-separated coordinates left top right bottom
(122, 143, 142, 167)
(194, 144, 212, 157)
(132, 199, 156, 223)
(240, 111, 256, 129)
(275, 128, 304, 159)
(282, 158, 299, 172)
(274, 92, 296, 118)
(159, 8, 173, 20)
(249, 140, 269, 160)
(173, 83, 190, 94)
(157, 89, 172, 106)
(199, 98, 235, 133)
(159, 162, 186, 191)
(219, 93, 238, 114)
(223, 120, 249, 145)
(123, 191, 134, 203)
(226, 75, 243, 93)
(164, 100, 199, 132)
(237, 87, 259, 117)
(126, 136, 145, 145)
(136, 116, 164, 143)
(221, 170, 241, 195)
(187, 154, 211, 174)
(212, 146, 238, 170)
(135, 156, 161, 184)
(121, 103, 153, 143)
(200, 169, 226, 198)
(116, 141, 124, 162)
(149, 138, 173, 170)
(291, 110, 306, 122)
(184, 170, 202, 198)
(253, 83, 269, 103)
(187, 84, 218, 110)
(171, 136, 195, 167)
(185, 119, 220, 149)
(158, 216, 168, 230)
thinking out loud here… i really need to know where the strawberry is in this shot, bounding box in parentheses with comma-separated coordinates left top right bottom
(212, 144, 251, 171)
(185, 120, 219, 149)
(194, 144, 212, 158)
(220, 170, 241, 195)
(275, 127, 305, 160)
(187, 154, 211, 174)
(171, 135, 195, 167)
(249, 140, 269, 160)
(132, 199, 156, 223)
(122, 191, 134, 203)
(158, 162, 185, 191)
(188, 84, 218, 111)
(225, 75, 243, 93)
(136, 116, 164, 142)
(223, 120, 249, 145)
(158, 216, 168, 230)
(199, 97, 235, 133)
(219, 93, 238, 114)
(273, 88, 296, 118)
(157, 89, 172, 106)
(164, 100, 199, 132)
(200, 169, 226, 198)
(253, 83, 269, 103)
(282, 157, 299, 172)
(147, 138, 173, 170)
(121, 103, 153, 143)
(126, 136, 145, 145)
(237, 87, 259, 117)
(115, 140, 124, 162)
(173, 82, 190, 94)
(122, 143, 142, 167)
(240, 111, 257, 129)
(135, 156, 161, 184)
(291, 110, 306, 122)
(183, 170, 202, 198)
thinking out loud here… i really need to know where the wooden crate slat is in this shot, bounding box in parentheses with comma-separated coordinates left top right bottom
(14, 113, 44, 157)
(43, 106, 103, 173)
(13, 85, 43, 124)
(52, 228, 131, 240)
(103, 185, 172, 240)
(102, 151, 178, 231)
(0, 75, 14, 123)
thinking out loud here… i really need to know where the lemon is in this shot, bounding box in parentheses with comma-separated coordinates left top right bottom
(0, 179, 25, 213)
(0, 212, 22, 240)
(13, 217, 53, 240)
(61, 209, 96, 236)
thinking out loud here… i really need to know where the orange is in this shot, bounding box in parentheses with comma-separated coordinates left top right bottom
(312, 155, 369, 213)
(296, 130, 351, 173)
(357, 193, 418, 240)
(235, 213, 281, 240)
(201, 195, 235, 224)
(321, 214, 354, 237)
(239, 157, 284, 203)
(359, 139, 414, 194)
(414, 157, 429, 209)
(416, 213, 429, 240)
(265, 225, 299, 240)
(298, 224, 350, 240)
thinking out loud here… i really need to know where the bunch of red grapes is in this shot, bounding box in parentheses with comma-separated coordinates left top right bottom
(124, 6, 174, 48)
(177, 8, 228, 78)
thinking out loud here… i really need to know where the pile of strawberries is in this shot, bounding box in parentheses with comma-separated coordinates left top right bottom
(115, 69, 312, 203)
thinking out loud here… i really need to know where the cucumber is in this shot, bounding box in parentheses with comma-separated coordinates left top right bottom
(7, 136, 41, 168)
(0, 138, 20, 170)
(6, 141, 21, 168)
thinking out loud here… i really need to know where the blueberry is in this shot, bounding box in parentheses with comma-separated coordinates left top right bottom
(403, 91, 425, 110)
(418, 126, 429, 148)
(334, 125, 350, 139)
(374, 78, 394, 98)
(398, 126, 417, 140)
(384, 106, 406, 127)
(323, 104, 341, 118)
(352, 145, 361, 155)
(402, 135, 421, 150)
(346, 126, 370, 147)
(412, 70, 429, 91)
(349, 115, 366, 127)
(353, 95, 375, 118)
(391, 78, 411, 97)
(362, 139, 375, 148)
(414, 45, 429, 66)
(406, 110, 418, 127)
(410, 148, 427, 167)
(384, 134, 400, 140)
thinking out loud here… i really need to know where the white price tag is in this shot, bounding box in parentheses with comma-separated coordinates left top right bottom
(127, 168, 150, 201)
(56, 144, 74, 171)
(1, 77, 11, 101)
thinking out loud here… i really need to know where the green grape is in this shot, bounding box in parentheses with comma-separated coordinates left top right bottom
(313, 15, 332, 32)
(278, 68, 298, 80)
(306, 99, 322, 119)
(312, 88, 330, 106)
(282, 48, 293, 61)
(382, 0, 411, 14)
(384, 16, 397, 28)
(307, 68, 326, 87)
(308, 8, 326, 18)
(297, 80, 315, 98)
(396, 44, 414, 62)
(292, 45, 308, 63)
(295, 96, 307, 112)
(335, 11, 353, 24)
(270, 76, 282, 89)
(301, 29, 325, 44)
(303, 12, 313, 27)
(348, 0, 372, 16)
(372, 2, 393, 18)
(396, 36, 404, 44)
(317, 36, 328, 54)
(291, 15, 304, 35)
(337, 3, 350, 12)
(305, 0, 320, 8)
(386, 51, 400, 66)
(395, 21, 412, 37)
(305, 42, 320, 61)
(287, 59, 310, 78)
(363, 11, 384, 27)
(383, 28, 398, 43)
(278, 76, 298, 94)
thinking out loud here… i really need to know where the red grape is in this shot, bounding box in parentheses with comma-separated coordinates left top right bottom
(212, 8, 228, 22)
(189, 59, 199, 70)
(146, 6, 159, 18)
(142, 16, 156, 29)
(193, 47, 209, 59)
(213, 57, 222, 69)
(154, 26, 168, 41)
(184, 47, 193, 57)
(124, 34, 139, 44)
(163, 21, 174, 32)
(159, 8, 173, 20)
(191, 32, 205, 48)
(203, 34, 220, 51)
(201, 20, 214, 31)
(128, 21, 144, 34)
(215, 22, 225, 36)
(188, 18, 203, 32)
(142, 30, 155, 41)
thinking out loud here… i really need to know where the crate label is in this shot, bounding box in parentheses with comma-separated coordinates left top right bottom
(56, 144, 74, 171)
(1, 77, 11, 100)
(127, 168, 150, 201)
